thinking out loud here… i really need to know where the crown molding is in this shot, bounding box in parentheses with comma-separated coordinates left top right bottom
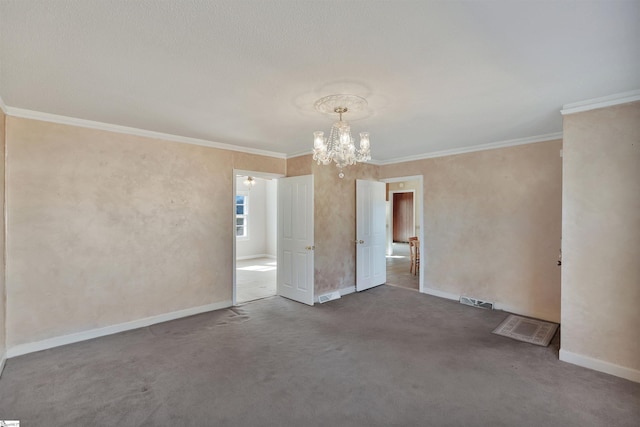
(376, 132, 563, 165)
(286, 150, 313, 159)
(561, 89, 640, 116)
(4, 106, 287, 159)
(284, 150, 384, 168)
(3, 104, 565, 165)
(285, 133, 562, 166)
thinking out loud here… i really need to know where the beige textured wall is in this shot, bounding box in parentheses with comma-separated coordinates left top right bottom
(5, 114, 565, 350)
(5, 117, 284, 348)
(380, 141, 563, 322)
(286, 154, 313, 177)
(312, 161, 378, 294)
(561, 101, 640, 371)
(0, 109, 6, 360)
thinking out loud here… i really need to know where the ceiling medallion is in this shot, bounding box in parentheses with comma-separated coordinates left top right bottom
(312, 94, 371, 178)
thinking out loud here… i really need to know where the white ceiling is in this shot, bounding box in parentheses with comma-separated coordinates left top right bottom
(1, 1, 639, 162)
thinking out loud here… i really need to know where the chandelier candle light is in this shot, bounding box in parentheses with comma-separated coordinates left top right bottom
(312, 94, 371, 178)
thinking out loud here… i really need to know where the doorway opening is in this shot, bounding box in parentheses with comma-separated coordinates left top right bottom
(233, 170, 283, 305)
(392, 191, 415, 243)
(382, 176, 424, 292)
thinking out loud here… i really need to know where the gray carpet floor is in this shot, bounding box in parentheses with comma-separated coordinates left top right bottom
(0, 285, 638, 426)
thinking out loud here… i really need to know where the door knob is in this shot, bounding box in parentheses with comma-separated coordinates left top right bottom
(305, 246, 315, 250)
(354, 240, 364, 244)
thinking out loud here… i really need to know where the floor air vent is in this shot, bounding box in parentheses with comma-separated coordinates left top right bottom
(318, 291, 341, 304)
(460, 296, 494, 310)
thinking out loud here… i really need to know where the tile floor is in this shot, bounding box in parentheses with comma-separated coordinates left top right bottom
(236, 257, 277, 303)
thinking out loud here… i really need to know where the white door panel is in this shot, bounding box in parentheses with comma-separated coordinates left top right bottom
(278, 175, 314, 305)
(356, 179, 386, 291)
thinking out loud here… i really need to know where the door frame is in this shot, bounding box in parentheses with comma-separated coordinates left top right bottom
(389, 189, 416, 245)
(232, 169, 285, 306)
(381, 175, 424, 293)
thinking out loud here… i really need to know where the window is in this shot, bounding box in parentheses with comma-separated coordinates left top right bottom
(236, 193, 249, 238)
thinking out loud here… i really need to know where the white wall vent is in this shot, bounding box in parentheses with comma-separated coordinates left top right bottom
(318, 291, 341, 304)
(460, 296, 494, 310)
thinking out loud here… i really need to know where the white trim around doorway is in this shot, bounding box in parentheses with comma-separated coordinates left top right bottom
(232, 169, 285, 306)
(381, 175, 424, 293)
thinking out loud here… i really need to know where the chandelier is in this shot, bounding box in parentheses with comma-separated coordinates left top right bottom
(312, 94, 371, 178)
(243, 176, 256, 188)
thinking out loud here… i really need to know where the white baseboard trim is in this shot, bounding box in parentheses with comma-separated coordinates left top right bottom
(421, 287, 561, 323)
(313, 285, 356, 303)
(339, 286, 356, 296)
(559, 349, 640, 383)
(7, 300, 232, 358)
(236, 254, 275, 261)
(422, 287, 460, 301)
(493, 302, 560, 324)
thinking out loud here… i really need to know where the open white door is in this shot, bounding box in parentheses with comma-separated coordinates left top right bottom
(356, 179, 387, 291)
(277, 175, 314, 305)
